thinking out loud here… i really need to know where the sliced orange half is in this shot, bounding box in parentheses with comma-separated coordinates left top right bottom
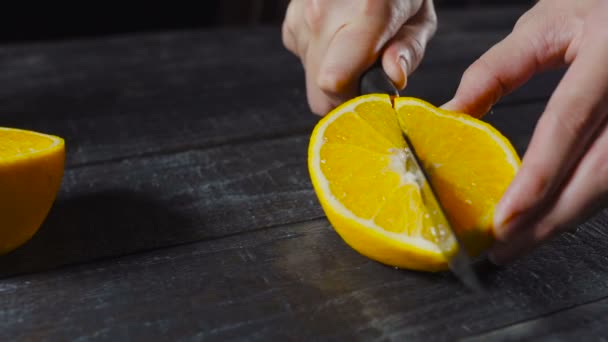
(308, 95, 520, 271)
(0, 127, 65, 254)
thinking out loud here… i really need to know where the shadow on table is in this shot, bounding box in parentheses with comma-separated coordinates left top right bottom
(0, 189, 192, 279)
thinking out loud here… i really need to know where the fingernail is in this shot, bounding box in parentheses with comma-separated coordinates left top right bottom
(399, 56, 409, 74)
(493, 207, 509, 230)
(493, 211, 521, 241)
(492, 181, 528, 241)
(399, 56, 409, 88)
(493, 181, 520, 230)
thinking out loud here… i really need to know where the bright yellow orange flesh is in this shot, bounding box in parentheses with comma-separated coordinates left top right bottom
(0, 127, 65, 254)
(308, 95, 520, 271)
(394, 97, 520, 256)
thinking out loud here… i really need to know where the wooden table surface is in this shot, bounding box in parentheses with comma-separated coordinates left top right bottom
(2, 6, 606, 341)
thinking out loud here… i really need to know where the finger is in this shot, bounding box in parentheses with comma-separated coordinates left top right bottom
(381, 0, 437, 89)
(510, 124, 608, 252)
(441, 18, 569, 118)
(493, 10, 608, 241)
(282, 0, 334, 115)
(488, 148, 608, 265)
(281, 23, 297, 56)
(487, 219, 556, 265)
(297, 0, 348, 115)
(316, 0, 424, 106)
(488, 220, 549, 265)
(314, 23, 381, 108)
(304, 46, 337, 115)
(281, 0, 307, 57)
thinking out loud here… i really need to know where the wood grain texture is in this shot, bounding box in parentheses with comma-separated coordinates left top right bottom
(2, 214, 608, 341)
(436, 6, 529, 34)
(0, 27, 562, 169)
(465, 295, 608, 341)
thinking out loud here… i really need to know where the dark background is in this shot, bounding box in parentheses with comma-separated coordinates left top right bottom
(0, 0, 533, 44)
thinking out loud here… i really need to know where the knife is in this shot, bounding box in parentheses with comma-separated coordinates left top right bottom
(359, 63, 483, 292)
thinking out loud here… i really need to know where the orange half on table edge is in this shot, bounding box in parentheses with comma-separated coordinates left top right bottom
(0, 127, 65, 255)
(307, 94, 520, 272)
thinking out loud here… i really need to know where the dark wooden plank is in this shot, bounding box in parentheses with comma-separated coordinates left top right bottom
(3, 210, 608, 340)
(0, 28, 316, 168)
(436, 6, 528, 34)
(0, 28, 561, 168)
(465, 296, 608, 341)
(0, 100, 546, 278)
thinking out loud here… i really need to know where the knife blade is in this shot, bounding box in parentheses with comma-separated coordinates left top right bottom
(359, 63, 483, 291)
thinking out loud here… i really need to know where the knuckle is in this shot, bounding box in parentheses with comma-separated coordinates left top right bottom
(282, 3, 299, 49)
(281, 24, 296, 53)
(425, 17, 438, 38)
(426, 1, 438, 25)
(304, 0, 324, 31)
(513, 4, 542, 32)
(461, 57, 508, 107)
(317, 70, 343, 94)
(544, 103, 594, 140)
(460, 63, 477, 84)
(521, 162, 552, 201)
(284, 0, 299, 26)
(477, 57, 508, 97)
(419, 0, 438, 32)
(513, 12, 532, 31)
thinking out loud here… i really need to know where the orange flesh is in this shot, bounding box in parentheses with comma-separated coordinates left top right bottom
(0, 130, 57, 158)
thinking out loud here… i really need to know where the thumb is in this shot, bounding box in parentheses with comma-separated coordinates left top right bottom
(381, 0, 437, 89)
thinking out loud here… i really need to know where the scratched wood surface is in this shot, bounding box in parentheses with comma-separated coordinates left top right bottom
(1, 5, 603, 341)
